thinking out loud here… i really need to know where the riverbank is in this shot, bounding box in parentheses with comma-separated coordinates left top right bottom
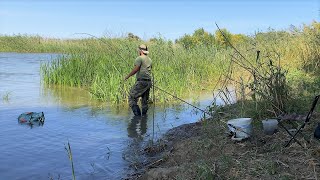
(126, 114, 320, 179)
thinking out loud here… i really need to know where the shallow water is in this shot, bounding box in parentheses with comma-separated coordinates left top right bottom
(0, 52, 223, 180)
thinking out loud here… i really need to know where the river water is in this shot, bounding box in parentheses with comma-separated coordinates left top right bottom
(0, 53, 222, 180)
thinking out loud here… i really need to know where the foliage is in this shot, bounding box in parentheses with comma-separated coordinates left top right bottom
(2, 21, 320, 108)
(298, 21, 320, 75)
(176, 28, 215, 49)
(176, 27, 248, 49)
(127, 33, 141, 41)
(211, 21, 320, 117)
(214, 28, 233, 48)
(41, 37, 228, 103)
(0, 34, 84, 53)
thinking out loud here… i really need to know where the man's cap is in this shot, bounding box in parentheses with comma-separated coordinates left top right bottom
(138, 44, 149, 54)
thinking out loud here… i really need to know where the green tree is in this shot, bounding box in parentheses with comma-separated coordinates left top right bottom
(231, 34, 248, 45)
(176, 34, 194, 49)
(127, 33, 140, 41)
(215, 28, 232, 48)
(176, 28, 215, 49)
(193, 28, 215, 47)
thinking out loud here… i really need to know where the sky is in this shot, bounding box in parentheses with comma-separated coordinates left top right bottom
(0, 0, 319, 40)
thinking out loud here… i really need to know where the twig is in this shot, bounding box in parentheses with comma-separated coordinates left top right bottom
(276, 160, 289, 168)
(147, 158, 164, 168)
(65, 140, 76, 180)
(314, 164, 318, 180)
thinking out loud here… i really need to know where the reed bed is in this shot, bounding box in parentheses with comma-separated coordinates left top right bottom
(211, 21, 320, 118)
(2, 22, 320, 105)
(41, 39, 228, 103)
(0, 35, 106, 53)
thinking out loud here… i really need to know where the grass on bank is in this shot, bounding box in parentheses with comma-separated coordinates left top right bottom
(0, 35, 106, 53)
(1, 22, 320, 109)
(2, 22, 320, 180)
(138, 115, 320, 180)
(41, 39, 228, 103)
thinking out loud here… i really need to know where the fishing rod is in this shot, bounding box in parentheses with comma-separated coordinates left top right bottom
(213, 23, 258, 137)
(73, 33, 212, 116)
(74, 32, 253, 139)
(155, 86, 211, 116)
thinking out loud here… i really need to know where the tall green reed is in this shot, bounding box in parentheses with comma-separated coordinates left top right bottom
(41, 38, 227, 103)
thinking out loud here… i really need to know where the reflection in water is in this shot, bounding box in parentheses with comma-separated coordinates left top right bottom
(123, 115, 149, 175)
(127, 115, 148, 138)
(42, 85, 98, 107)
(17, 112, 45, 128)
(18, 120, 45, 129)
(0, 53, 223, 179)
(41, 84, 131, 116)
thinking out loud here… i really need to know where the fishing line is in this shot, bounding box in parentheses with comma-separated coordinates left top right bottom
(215, 23, 255, 69)
(152, 73, 155, 144)
(73, 33, 211, 116)
(73, 32, 252, 138)
(213, 23, 258, 137)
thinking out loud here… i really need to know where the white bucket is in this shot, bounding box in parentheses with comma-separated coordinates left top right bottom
(262, 119, 278, 135)
(227, 118, 252, 138)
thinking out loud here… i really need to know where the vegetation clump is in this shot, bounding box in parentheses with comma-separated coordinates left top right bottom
(1, 22, 319, 108)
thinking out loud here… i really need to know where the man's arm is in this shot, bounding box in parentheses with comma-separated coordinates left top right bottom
(124, 65, 140, 80)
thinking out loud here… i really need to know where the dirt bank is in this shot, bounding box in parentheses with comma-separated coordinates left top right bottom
(126, 116, 320, 180)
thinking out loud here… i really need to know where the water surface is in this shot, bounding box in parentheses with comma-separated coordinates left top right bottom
(0, 52, 219, 179)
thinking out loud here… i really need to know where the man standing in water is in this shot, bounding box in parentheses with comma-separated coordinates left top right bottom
(124, 44, 152, 116)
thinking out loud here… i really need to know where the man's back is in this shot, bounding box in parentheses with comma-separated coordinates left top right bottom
(135, 55, 152, 80)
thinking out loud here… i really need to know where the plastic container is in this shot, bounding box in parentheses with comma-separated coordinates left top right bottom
(227, 118, 252, 138)
(262, 119, 278, 135)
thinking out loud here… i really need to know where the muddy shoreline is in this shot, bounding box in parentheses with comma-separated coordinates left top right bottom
(125, 116, 320, 180)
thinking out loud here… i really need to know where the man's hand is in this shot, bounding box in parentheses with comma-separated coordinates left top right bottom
(124, 65, 140, 81)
